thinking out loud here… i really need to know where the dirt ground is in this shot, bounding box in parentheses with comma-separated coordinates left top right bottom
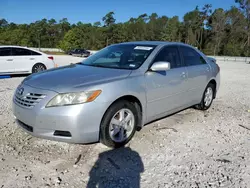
(0, 60, 249, 188)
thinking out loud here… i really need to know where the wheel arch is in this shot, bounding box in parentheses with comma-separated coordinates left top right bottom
(208, 78, 217, 98)
(100, 95, 144, 131)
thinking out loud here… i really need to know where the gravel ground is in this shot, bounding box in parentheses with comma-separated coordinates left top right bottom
(0, 60, 250, 188)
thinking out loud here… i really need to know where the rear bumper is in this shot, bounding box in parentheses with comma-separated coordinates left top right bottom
(215, 72, 220, 98)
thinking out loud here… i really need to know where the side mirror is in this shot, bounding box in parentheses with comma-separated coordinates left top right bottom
(150, 61, 171, 72)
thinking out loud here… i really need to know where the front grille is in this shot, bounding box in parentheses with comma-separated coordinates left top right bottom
(15, 93, 46, 108)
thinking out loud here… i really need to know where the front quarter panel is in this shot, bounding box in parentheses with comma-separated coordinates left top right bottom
(88, 73, 147, 124)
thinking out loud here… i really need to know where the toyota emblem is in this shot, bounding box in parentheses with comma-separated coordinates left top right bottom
(17, 87, 24, 96)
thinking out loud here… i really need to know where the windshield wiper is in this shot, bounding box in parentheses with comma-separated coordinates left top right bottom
(78, 63, 131, 70)
(91, 64, 109, 68)
(77, 63, 107, 68)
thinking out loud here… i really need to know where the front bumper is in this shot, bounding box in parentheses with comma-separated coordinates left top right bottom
(12, 84, 109, 144)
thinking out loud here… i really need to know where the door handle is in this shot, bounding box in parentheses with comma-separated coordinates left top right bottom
(29, 58, 35, 60)
(6, 59, 13, 61)
(181, 72, 186, 78)
(206, 67, 210, 72)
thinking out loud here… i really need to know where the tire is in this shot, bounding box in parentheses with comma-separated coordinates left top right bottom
(100, 100, 139, 148)
(195, 83, 215, 110)
(32, 63, 46, 73)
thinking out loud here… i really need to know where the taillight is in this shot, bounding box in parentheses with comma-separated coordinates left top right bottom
(48, 56, 54, 60)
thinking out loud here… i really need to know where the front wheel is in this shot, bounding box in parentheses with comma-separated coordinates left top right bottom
(100, 100, 139, 148)
(195, 83, 215, 110)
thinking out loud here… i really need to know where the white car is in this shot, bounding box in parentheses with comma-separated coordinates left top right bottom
(0, 46, 57, 75)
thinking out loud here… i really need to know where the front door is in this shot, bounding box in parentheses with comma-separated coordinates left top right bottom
(145, 45, 188, 121)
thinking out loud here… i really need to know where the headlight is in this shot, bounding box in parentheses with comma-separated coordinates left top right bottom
(46, 90, 101, 107)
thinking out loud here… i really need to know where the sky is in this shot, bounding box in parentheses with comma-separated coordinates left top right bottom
(0, 0, 237, 24)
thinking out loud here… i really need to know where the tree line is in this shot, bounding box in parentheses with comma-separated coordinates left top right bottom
(0, 0, 249, 56)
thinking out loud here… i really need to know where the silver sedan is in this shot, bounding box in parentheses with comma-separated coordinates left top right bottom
(12, 41, 220, 148)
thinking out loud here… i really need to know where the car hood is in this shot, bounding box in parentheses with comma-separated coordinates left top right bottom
(23, 64, 132, 93)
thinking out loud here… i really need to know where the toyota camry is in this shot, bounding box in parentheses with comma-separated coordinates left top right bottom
(12, 41, 220, 148)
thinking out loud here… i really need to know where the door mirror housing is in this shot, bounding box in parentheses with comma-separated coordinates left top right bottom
(150, 61, 171, 72)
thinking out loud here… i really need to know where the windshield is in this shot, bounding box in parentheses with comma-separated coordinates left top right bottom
(80, 44, 156, 70)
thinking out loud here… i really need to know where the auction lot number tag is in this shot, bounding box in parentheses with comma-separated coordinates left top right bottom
(134, 46, 153, 50)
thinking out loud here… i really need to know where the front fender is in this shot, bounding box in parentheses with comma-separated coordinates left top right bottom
(94, 75, 147, 125)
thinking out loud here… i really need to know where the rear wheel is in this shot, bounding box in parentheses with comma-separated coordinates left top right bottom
(100, 100, 139, 148)
(32, 63, 46, 73)
(195, 83, 215, 110)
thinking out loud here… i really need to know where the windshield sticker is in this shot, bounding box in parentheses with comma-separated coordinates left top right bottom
(134, 46, 153, 50)
(129, 64, 136, 67)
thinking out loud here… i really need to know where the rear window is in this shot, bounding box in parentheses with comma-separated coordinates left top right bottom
(12, 48, 32, 56)
(31, 51, 41, 55)
(179, 46, 206, 66)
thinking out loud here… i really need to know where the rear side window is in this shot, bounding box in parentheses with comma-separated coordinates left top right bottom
(179, 46, 206, 66)
(31, 51, 41, 55)
(12, 48, 32, 56)
(153, 46, 182, 69)
(0, 48, 11, 56)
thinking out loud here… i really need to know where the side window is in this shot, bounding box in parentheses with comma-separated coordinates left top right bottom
(0, 48, 12, 56)
(180, 46, 206, 66)
(153, 46, 182, 69)
(12, 48, 32, 56)
(31, 51, 41, 55)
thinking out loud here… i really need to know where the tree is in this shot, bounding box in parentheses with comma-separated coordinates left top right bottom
(235, 0, 250, 55)
(183, 7, 202, 46)
(208, 8, 226, 55)
(0, 2, 250, 56)
(93, 21, 101, 27)
(102, 12, 116, 27)
(200, 4, 212, 49)
(223, 6, 247, 56)
(102, 12, 116, 46)
(0, 19, 8, 27)
(161, 16, 179, 42)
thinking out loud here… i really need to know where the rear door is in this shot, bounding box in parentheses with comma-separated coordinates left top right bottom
(179, 45, 211, 104)
(0, 47, 14, 74)
(12, 47, 37, 73)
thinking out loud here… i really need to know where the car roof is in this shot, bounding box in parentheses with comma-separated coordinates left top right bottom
(0, 45, 45, 54)
(119, 41, 190, 46)
(0, 45, 30, 48)
(116, 41, 202, 56)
